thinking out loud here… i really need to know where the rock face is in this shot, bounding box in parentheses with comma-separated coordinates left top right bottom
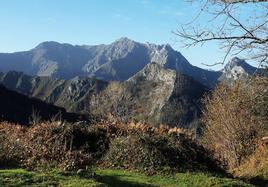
(219, 57, 259, 83)
(89, 63, 208, 126)
(0, 37, 221, 87)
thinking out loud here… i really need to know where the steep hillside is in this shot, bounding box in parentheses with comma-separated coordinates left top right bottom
(0, 71, 108, 112)
(0, 65, 207, 127)
(0, 85, 80, 124)
(89, 63, 208, 126)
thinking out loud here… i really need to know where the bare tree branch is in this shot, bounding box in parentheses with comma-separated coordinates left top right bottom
(176, 0, 268, 65)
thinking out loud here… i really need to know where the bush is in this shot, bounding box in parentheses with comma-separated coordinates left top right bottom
(102, 130, 222, 174)
(202, 77, 268, 170)
(0, 122, 109, 170)
(0, 124, 25, 168)
(0, 119, 222, 174)
(235, 145, 268, 180)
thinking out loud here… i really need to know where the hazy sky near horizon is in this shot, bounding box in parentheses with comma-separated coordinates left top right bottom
(0, 0, 257, 70)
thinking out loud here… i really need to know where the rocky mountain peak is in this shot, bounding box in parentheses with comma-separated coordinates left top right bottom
(223, 57, 257, 74)
(225, 57, 246, 70)
(128, 62, 176, 83)
(106, 37, 138, 58)
(220, 57, 257, 82)
(34, 41, 63, 50)
(162, 43, 172, 50)
(112, 37, 136, 46)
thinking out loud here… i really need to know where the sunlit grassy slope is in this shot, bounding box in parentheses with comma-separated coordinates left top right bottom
(0, 169, 253, 187)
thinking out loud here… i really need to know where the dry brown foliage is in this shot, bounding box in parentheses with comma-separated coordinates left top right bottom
(0, 123, 26, 167)
(0, 122, 109, 170)
(234, 144, 268, 180)
(202, 77, 268, 170)
(0, 117, 222, 173)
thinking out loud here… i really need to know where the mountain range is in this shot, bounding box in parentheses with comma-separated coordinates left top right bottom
(0, 38, 260, 126)
(0, 63, 207, 126)
(0, 37, 224, 87)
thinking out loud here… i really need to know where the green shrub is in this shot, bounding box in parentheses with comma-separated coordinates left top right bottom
(102, 132, 222, 174)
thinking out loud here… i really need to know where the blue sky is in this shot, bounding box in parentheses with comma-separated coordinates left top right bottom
(0, 0, 251, 70)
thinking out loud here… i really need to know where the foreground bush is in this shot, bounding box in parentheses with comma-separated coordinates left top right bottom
(0, 122, 109, 170)
(202, 77, 268, 170)
(0, 124, 25, 168)
(102, 133, 222, 174)
(0, 120, 223, 174)
(94, 121, 223, 174)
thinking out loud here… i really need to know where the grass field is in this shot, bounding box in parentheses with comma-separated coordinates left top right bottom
(0, 168, 253, 187)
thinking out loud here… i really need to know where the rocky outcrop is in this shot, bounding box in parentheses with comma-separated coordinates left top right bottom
(219, 57, 259, 83)
(89, 63, 208, 126)
(0, 56, 260, 126)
